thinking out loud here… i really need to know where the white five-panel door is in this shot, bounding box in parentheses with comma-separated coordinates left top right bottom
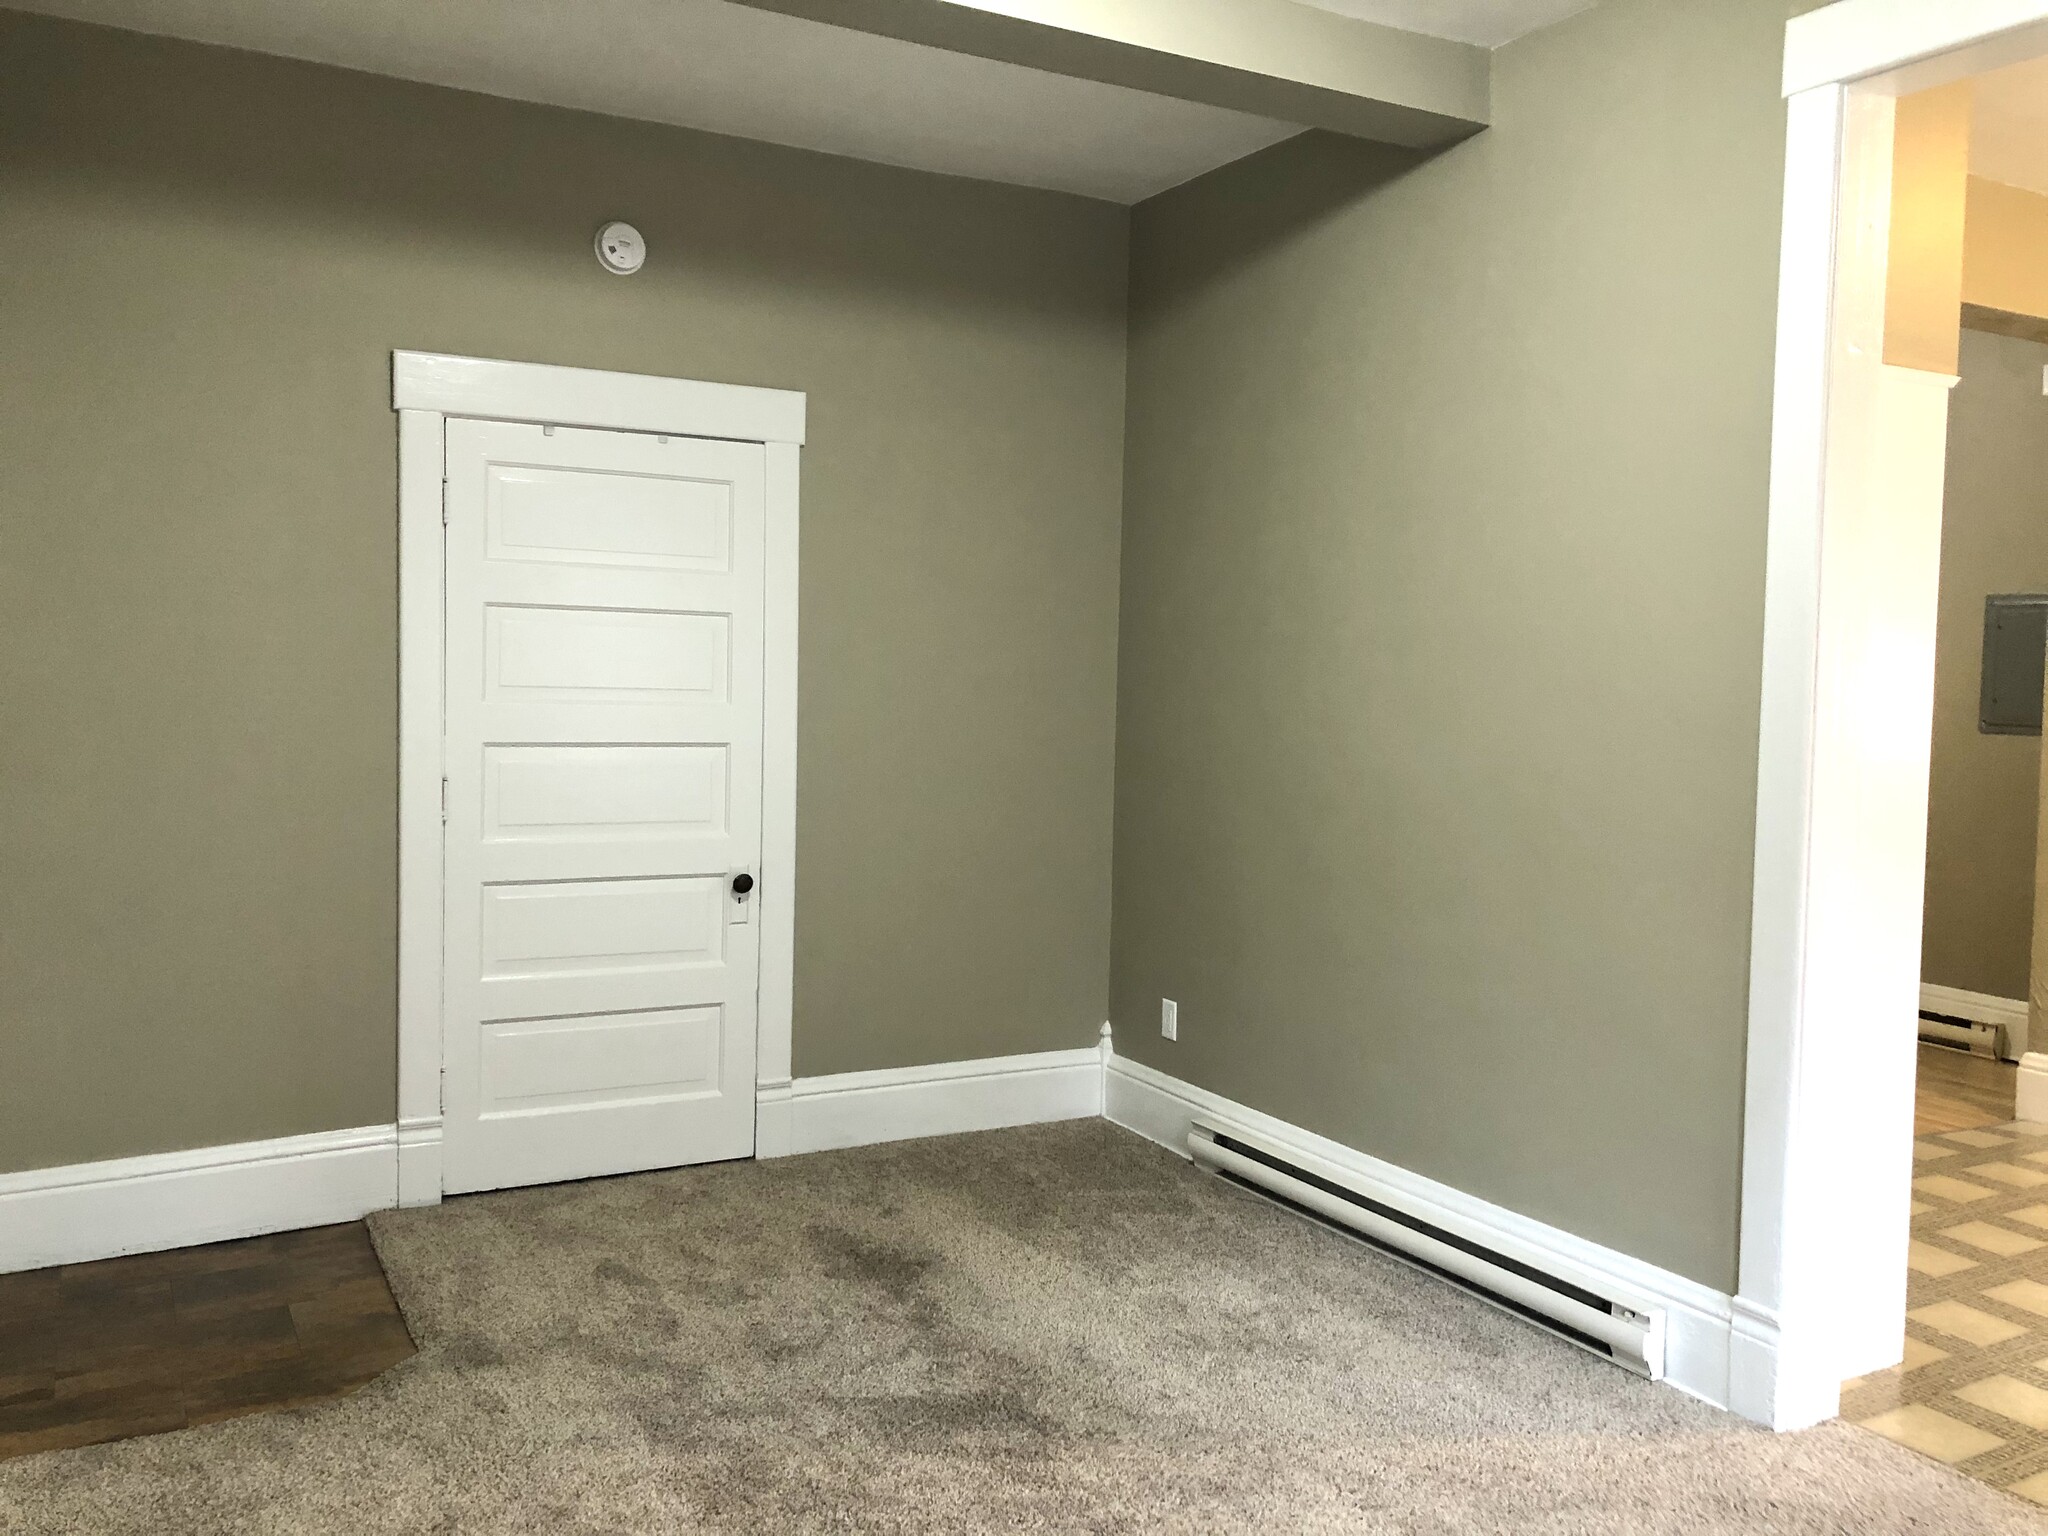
(440, 419, 764, 1194)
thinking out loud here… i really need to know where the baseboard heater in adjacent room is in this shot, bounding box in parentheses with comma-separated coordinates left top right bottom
(1917, 1012, 2001, 1057)
(1186, 1122, 1665, 1379)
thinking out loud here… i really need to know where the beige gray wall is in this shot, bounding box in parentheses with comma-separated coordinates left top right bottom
(1109, 0, 1789, 1290)
(1922, 327, 2048, 1003)
(0, 11, 1126, 1173)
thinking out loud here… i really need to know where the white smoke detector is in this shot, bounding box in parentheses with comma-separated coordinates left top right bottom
(594, 221, 646, 276)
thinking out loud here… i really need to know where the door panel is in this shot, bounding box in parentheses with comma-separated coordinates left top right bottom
(442, 419, 763, 1193)
(479, 1007, 725, 1112)
(483, 744, 729, 846)
(484, 605, 732, 703)
(485, 463, 735, 572)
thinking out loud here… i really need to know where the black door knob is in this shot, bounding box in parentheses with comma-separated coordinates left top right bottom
(732, 873, 755, 896)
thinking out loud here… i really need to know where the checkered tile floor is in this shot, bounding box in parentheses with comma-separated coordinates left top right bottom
(1846, 1120, 2048, 1502)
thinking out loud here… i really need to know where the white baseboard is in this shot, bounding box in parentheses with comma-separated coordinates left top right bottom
(1921, 982, 2028, 1059)
(0, 1046, 1104, 1272)
(2017, 1053, 2048, 1123)
(784, 1047, 1104, 1156)
(1723, 1297, 1840, 1431)
(1104, 1053, 1740, 1414)
(0, 1126, 399, 1276)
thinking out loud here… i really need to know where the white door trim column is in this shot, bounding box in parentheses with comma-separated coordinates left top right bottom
(392, 351, 805, 1203)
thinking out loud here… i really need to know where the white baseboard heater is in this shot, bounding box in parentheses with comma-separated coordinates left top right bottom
(1187, 1121, 1665, 1379)
(1917, 1013, 2001, 1057)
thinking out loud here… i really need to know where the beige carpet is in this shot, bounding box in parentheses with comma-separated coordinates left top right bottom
(2, 1119, 2044, 1534)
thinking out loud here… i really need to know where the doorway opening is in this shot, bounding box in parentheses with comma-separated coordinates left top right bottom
(1741, 5, 2048, 1482)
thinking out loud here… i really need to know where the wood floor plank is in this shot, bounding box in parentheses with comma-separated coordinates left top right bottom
(0, 1375, 55, 1412)
(289, 1280, 407, 1340)
(1916, 1044, 2018, 1135)
(0, 1270, 62, 1325)
(0, 1222, 413, 1461)
(182, 1360, 357, 1428)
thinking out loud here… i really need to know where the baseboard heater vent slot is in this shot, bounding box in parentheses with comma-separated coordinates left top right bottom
(1187, 1122, 1664, 1379)
(1918, 1012, 2001, 1057)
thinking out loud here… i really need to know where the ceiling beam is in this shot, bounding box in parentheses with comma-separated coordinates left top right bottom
(721, 0, 1491, 149)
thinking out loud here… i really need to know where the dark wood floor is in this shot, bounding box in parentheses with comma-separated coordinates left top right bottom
(0, 1222, 414, 1461)
(1915, 1041, 2019, 1136)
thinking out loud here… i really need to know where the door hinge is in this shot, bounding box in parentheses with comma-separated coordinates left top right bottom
(440, 777, 449, 823)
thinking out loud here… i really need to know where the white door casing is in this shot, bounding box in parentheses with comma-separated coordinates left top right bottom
(394, 353, 804, 1205)
(441, 420, 764, 1192)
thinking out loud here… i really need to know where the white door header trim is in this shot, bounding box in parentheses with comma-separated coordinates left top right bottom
(1784, 0, 2048, 96)
(392, 351, 807, 445)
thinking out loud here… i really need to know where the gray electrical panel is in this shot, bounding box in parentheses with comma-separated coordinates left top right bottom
(1981, 594, 2048, 735)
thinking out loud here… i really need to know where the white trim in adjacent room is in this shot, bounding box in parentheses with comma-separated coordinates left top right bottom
(1922, 985, 2026, 1021)
(0, 1127, 400, 1276)
(1741, 0, 2048, 1431)
(392, 352, 804, 1200)
(1104, 1054, 1739, 1412)
(784, 1048, 1105, 1157)
(2018, 1054, 2048, 1122)
(391, 351, 807, 444)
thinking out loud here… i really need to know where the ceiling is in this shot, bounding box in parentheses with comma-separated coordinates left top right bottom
(15, 0, 1601, 205)
(20, 0, 1609, 202)
(1972, 53, 2048, 198)
(16, 0, 1317, 204)
(1289, 0, 1596, 50)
